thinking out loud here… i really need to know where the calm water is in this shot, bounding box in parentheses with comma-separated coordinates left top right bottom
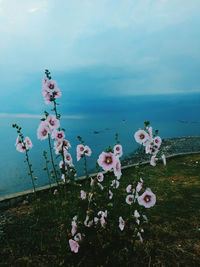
(1, 93, 200, 197)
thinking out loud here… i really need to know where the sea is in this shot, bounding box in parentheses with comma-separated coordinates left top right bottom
(1, 93, 200, 197)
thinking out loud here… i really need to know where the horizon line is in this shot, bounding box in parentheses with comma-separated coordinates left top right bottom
(0, 113, 85, 119)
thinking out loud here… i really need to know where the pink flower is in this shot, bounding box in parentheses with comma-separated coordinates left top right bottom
(63, 139, 71, 149)
(69, 239, 79, 253)
(25, 137, 33, 150)
(80, 190, 86, 200)
(76, 144, 85, 154)
(154, 136, 162, 148)
(64, 153, 73, 165)
(97, 152, 116, 171)
(53, 130, 65, 141)
(150, 155, 158, 167)
(37, 121, 51, 140)
(114, 159, 122, 180)
(46, 114, 60, 130)
(97, 172, 104, 182)
(147, 126, 153, 138)
(59, 160, 68, 170)
(134, 129, 151, 146)
(136, 181, 143, 193)
(71, 220, 77, 236)
(137, 188, 156, 208)
(126, 184, 132, 193)
(16, 142, 26, 153)
(114, 144, 123, 158)
(45, 80, 58, 93)
(42, 76, 47, 87)
(76, 144, 85, 161)
(54, 88, 62, 98)
(109, 190, 113, 200)
(97, 210, 107, 218)
(126, 194, 134, 205)
(42, 89, 52, 104)
(161, 154, 166, 166)
(15, 135, 20, 146)
(119, 216, 125, 231)
(84, 145, 92, 156)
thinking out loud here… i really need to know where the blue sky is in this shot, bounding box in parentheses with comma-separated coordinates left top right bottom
(0, 0, 200, 114)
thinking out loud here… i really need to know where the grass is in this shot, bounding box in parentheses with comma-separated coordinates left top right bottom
(0, 154, 200, 266)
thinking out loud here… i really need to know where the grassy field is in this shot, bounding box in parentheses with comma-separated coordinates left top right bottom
(0, 154, 200, 266)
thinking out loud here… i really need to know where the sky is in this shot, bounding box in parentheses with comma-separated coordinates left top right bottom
(0, 0, 200, 115)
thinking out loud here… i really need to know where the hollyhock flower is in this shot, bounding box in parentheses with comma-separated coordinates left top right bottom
(136, 181, 143, 193)
(161, 154, 166, 166)
(37, 121, 51, 140)
(80, 190, 86, 200)
(145, 144, 152, 154)
(15, 135, 20, 146)
(25, 137, 33, 150)
(54, 87, 62, 98)
(119, 216, 125, 231)
(84, 145, 92, 156)
(46, 114, 60, 130)
(98, 210, 107, 218)
(134, 129, 151, 146)
(114, 144, 123, 158)
(109, 190, 113, 200)
(114, 159, 122, 180)
(69, 239, 79, 253)
(147, 126, 153, 138)
(59, 161, 67, 170)
(52, 130, 65, 141)
(77, 152, 82, 161)
(137, 188, 156, 208)
(71, 220, 77, 236)
(97, 172, 104, 182)
(126, 184, 132, 193)
(74, 233, 82, 242)
(63, 139, 71, 149)
(43, 90, 52, 104)
(126, 194, 134, 205)
(16, 142, 26, 153)
(42, 76, 47, 87)
(150, 155, 158, 167)
(111, 179, 119, 189)
(64, 153, 73, 165)
(97, 152, 116, 171)
(154, 136, 162, 148)
(76, 144, 85, 155)
(45, 80, 58, 93)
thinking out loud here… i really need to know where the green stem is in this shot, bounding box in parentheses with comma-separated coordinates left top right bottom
(48, 134, 59, 188)
(25, 149, 36, 196)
